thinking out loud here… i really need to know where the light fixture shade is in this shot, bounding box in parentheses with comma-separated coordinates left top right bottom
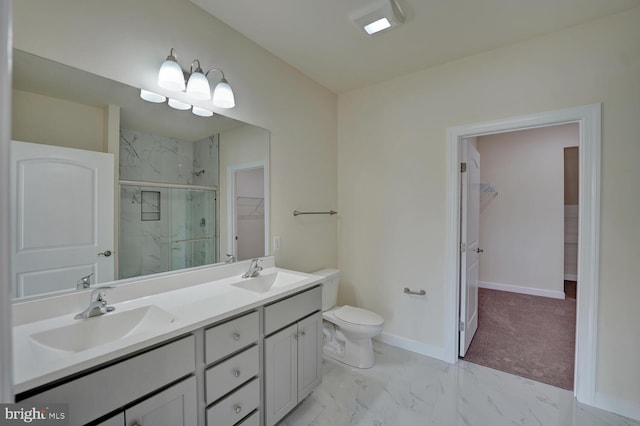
(349, 0, 405, 36)
(192, 106, 214, 117)
(212, 78, 235, 109)
(158, 58, 185, 91)
(168, 98, 191, 110)
(140, 89, 166, 103)
(186, 71, 211, 100)
(364, 17, 391, 35)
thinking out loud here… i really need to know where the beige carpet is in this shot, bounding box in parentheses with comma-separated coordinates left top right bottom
(462, 287, 576, 390)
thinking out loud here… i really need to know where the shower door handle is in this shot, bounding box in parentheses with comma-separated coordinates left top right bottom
(98, 250, 112, 257)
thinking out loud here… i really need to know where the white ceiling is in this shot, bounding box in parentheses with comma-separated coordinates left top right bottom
(191, 0, 639, 93)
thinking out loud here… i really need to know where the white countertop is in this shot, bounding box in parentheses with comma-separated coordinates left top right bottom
(12, 260, 324, 394)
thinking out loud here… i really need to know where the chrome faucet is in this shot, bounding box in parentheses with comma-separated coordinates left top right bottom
(242, 259, 263, 278)
(76, 273, 93, 290)
(74, 286, 116, 319)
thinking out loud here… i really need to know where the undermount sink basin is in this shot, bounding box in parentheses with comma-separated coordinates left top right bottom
(29, 305, 176, 353)
(231, 271, 307, 293)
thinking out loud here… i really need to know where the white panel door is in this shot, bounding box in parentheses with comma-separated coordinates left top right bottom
(459, 140, 480, 357)
(10, 140, 114, 298)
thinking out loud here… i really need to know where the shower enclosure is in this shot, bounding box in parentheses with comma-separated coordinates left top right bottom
(118, 128, 219, 280)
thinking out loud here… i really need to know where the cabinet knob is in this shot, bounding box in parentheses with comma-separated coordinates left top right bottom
(232, 332, 240, 341)
(232, 368, 241, 377)
(300, 330, 306, 337)
(234, 404, 242, 414)
(131, 423, 141, 426)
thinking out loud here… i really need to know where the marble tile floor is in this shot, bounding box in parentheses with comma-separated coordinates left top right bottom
(280, 341, 639, 426)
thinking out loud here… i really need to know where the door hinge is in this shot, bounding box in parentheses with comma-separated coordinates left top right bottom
(461, 162, 467, 173)
(459, 320, 465, 332)
(460, 242, 466, 252)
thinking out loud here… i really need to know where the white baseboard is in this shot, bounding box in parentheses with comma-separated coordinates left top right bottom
(375, 332, 447, 362)
(594, 392, 640, 421)
(478, 281, 565, 300)
(564, 274, 577, 281)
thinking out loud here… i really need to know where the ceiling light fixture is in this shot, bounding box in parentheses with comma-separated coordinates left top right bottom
(154, 48, 236, 109)
(350, 0, 405, 36)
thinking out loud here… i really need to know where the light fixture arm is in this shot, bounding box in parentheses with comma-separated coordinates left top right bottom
(166, 47, 178, 62)
(205, 68, 226, 81)
(190, 59, 204, 75)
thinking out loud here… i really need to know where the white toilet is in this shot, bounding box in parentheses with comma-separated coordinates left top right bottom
(313, 269, 384, 369)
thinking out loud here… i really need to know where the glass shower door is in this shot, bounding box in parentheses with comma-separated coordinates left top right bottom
(119, 185, 217, 280)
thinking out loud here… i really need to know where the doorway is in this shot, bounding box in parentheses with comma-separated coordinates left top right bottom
(227, 164, 266, 261)
(445, 104, 601, 404)
(458, 125, 579, 390)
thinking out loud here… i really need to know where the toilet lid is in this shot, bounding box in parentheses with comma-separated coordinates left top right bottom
(334, 305, 384, 326)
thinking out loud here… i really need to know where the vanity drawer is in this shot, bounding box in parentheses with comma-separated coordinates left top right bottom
(205, 345, 259, 404)
(205, 311, 259, 364)
(264, 286, 321, 335)
(206, 378, 259, 426)
(22, 335, 195, 425)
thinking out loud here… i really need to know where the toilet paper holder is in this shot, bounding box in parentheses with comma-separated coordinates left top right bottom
(404, 287, 426, 296)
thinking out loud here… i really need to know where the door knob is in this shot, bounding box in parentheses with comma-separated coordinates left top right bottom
(475, 248, 484, 254)
(98, 250, 112, 257)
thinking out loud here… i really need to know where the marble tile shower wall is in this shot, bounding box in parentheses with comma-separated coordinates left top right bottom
(119, 186, 171, 279)
(118, 129, 218, 279)
(193, 134, 219, 187)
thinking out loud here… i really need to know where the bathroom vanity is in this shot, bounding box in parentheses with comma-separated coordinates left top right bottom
(12, 258, 324, 426)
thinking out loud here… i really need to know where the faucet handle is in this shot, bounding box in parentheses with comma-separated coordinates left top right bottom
(90, 286, 114, 302)
(76, 273, 94, 290)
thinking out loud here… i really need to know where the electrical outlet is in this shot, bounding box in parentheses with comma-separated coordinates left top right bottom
(273, 236, 281, 252)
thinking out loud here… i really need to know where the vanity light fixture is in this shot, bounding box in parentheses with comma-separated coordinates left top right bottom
(167, 98, 191, 110)
(156, 48, 236, 109)
(192, 106, 214, 117)
(350, 0, 405, 36)
(185, 60, 211, 100)
(140, 89, 166, 103)
(157, 48, 186, 91)
(209, 69, 235, 109)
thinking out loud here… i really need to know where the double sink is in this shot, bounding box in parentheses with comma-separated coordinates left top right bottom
(26, 270, 309, 354)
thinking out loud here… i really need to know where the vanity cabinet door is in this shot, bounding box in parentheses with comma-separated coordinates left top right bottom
(297, 312, 323, 401)
(264, 324, 298, 426)
(125, 376, 197, 426)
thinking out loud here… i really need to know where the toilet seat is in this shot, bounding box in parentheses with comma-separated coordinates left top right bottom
(334, 305, 384, 326)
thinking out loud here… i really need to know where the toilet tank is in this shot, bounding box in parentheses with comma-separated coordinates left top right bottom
(313, 269, 340, 311)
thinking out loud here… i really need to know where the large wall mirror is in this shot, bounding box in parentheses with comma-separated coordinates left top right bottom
(10, 49, 270, 301)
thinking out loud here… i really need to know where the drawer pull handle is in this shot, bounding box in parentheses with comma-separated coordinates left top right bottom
(232, 332, 240, 341)
(234, 404, 242, 414)
(232, 369, 241, 377)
